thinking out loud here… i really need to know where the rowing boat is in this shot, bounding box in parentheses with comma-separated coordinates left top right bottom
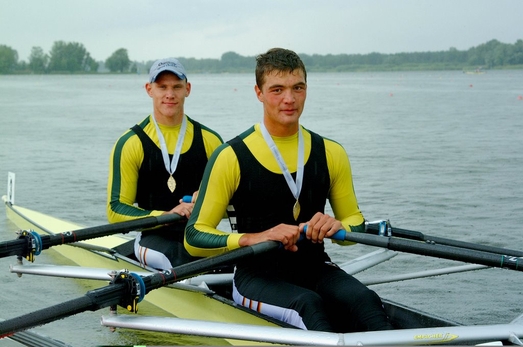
(2, 173, 523, 346)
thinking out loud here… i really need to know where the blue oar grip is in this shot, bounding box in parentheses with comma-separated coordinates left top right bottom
(302, 225, 347, 241)
(182, 195, 192, 203)
(330, 229, 347, 241)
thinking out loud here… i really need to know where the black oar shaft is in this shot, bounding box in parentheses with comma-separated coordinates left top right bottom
(366, 224, 523, 258)
(44, 214, 183, 246)
(150, 241, 280, 289)
(0, 239, 26, 258)
(423, 234, 523, 258)
(0, 214, 184, 259)
(0, 284, 123, 338)
(344, 232, 522, 272)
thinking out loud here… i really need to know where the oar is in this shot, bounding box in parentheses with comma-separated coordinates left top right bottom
(0, 213, 185, 261)
(1, 196, 193, 261)
(0, 240, 280, 337)
(327, 228, 523, 272)
(0, 319, 71, 347)
(365, 221, 523, 257)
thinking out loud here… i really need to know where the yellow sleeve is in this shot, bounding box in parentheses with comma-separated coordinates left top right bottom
(106, 128, 161, 223)
(201, 127, 224, 158)
(325, 139, 365, 243)
(185, 144, 245, 257)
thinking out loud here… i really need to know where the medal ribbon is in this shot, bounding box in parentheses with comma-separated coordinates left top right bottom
(259, 122, 304, 215)
(151, 114, 187, 178)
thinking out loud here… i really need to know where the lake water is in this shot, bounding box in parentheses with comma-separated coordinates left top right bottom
(0, 71, 522, 346)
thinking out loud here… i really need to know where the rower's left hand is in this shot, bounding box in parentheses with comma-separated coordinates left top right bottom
(301, 212, 344, 243)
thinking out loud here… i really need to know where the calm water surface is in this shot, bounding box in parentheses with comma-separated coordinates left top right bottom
(0, 71, 522, 346)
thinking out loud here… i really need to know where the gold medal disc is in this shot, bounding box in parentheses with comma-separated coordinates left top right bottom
(293, 200, 301, 221)
(167, 175, 176, 193)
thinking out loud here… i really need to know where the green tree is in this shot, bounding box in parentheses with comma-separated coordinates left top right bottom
(220, 51, 253, 71)
(468, 39, 503, 68)
(28, 46, 48, 73)
(105, 48, 131, 73)
(365, 52, 383, 65)
(48, 41, 96, 73)
(221, 51, 242, 67)
(507, 39, 523, 65)
(0, 44, 18, 74)
(85, 54, 99, 72)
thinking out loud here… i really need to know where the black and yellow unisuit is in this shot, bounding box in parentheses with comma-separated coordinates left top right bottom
(185, 123, 365, 256)
(185, 124, 394, 332)
(107, 115, 222, 268)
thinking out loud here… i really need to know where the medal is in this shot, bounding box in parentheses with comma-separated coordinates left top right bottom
(167, 175, 176, 193)
(293, 200, 301, 221)
(151, 115, 187, 193)
(260, 122, 304, 221)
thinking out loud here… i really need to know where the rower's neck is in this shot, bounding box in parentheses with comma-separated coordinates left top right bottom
(262, 122, 299, 137)
(154, 113, 184, 127)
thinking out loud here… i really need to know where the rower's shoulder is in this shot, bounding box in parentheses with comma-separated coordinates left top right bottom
(303, 127, 345, 152)
(199, 123, 224, 142)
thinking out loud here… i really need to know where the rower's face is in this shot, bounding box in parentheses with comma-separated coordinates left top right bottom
(255, 69, 307, 134)
(145, 72, 191, 124)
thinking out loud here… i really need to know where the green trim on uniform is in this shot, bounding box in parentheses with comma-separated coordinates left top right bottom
(185, 142, 232, 249)
(199, 122, 224, 143)
(109, 128, 150, 218)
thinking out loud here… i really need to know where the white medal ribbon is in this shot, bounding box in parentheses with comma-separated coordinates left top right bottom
(259, 122, 304, 219)
(151, 114, 187, 180)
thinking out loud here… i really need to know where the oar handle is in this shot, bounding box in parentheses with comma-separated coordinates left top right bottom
(302, 225, 346, 241)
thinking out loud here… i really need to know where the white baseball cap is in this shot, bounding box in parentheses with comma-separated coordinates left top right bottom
(149, 58, 187, 82)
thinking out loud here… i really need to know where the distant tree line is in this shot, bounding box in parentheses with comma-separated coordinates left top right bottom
(1, 39, 522, 75)
(0, 41, 134, 74)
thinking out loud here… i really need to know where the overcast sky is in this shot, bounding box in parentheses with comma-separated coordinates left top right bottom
(1, 0, 522, 63)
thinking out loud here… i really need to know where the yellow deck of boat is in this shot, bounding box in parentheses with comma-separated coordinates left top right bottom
(2, 195, 279, 345)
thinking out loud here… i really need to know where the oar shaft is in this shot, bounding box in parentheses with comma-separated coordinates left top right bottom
(0, 239, 26, 258)
(366, 223, 523, 258)
(0, 286, 120, 338)
(340, 231, 522, 272)
(0, 214, 184, 259)
(143, 241, 280, 291)
(48, 214, 183, 244)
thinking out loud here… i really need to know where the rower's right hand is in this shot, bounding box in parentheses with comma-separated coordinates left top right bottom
(239, 224, 300, 252)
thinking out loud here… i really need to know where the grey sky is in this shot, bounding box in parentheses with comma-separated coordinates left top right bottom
(1, 0, 522, 63)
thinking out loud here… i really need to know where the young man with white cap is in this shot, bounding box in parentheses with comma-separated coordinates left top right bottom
(107, 58, 223, 270)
